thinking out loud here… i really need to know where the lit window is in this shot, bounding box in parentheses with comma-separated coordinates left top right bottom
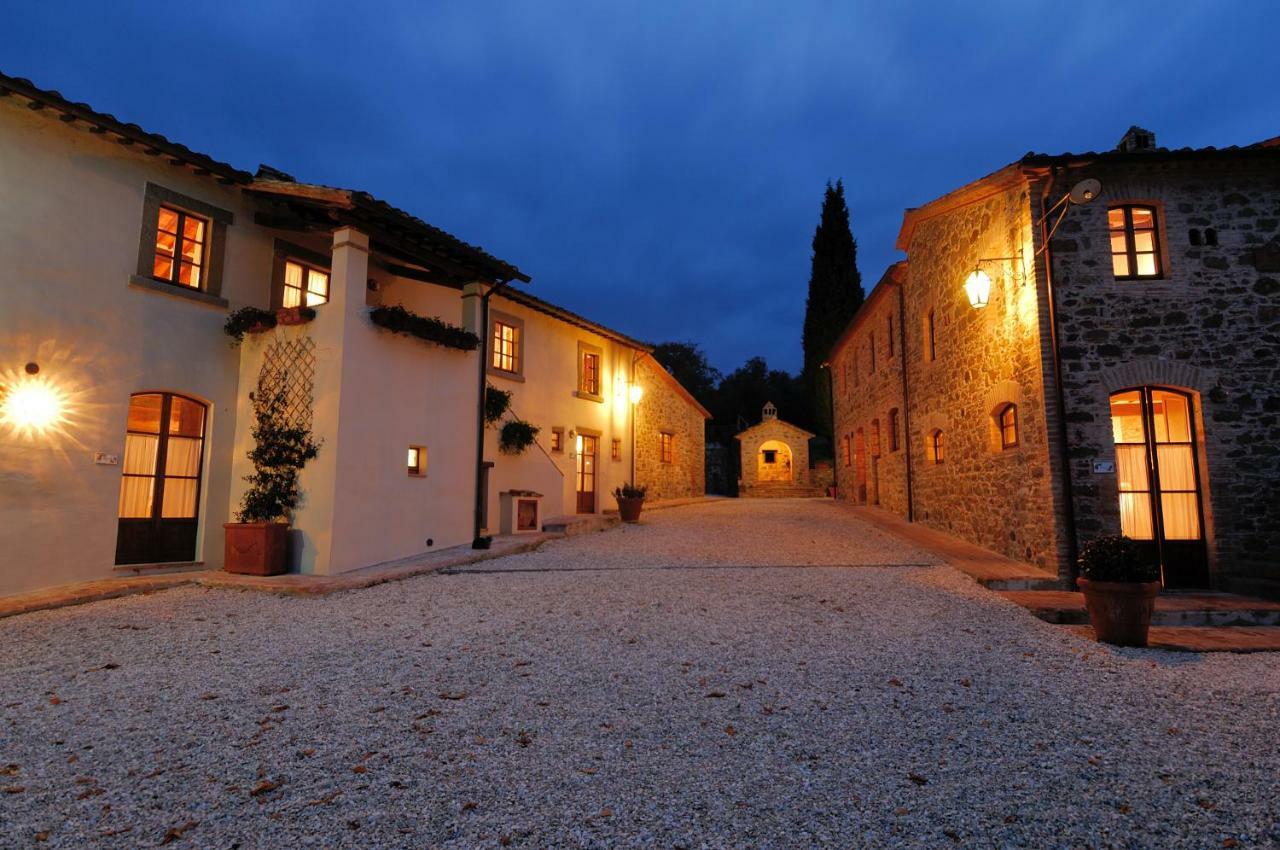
(930, 429, 944, 464)
(283, 260, 330, 308)
(611, 438, 622, 461)
(492, 320, 520, 373)
(407, 446, 426, 477)
(550, 428, 564, 453)
(580, 350, 600, 396)
(998, 404, 1019, 449)
(660, 432, 674, 464)
(153, 205, 207, 289)
(1109, 205, 1163, 279)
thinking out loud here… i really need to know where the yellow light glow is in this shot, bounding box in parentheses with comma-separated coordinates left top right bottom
(629, 384, 644, 404)
(575, 434, 584, 454)
(1, 377, 67, 434)
(964, 268, 992, 309)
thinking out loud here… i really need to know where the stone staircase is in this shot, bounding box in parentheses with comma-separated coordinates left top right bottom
(743, 482, 827, 499)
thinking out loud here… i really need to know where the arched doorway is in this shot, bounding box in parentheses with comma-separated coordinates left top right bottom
(116, 392, 208, 565)
(757, 439, 793, 483)
(1109, 387, 1208, 588)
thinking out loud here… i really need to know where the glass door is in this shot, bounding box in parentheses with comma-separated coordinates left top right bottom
(576, 434, 597, 514)
(1109, 388, 1208, 588)
(116, 393, 207, 565)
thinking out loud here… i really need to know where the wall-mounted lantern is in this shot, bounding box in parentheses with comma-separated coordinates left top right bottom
(628, 384, 644, 405)
(0, 363, 67, 436)
(963, 268, 992, 309)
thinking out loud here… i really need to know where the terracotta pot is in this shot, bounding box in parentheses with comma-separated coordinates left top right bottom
(245, 321, 274, 336)
(616, 496, 645, 523)
(1077, 577, 1161, 647)
(275, 306, 314, 326)
(223, 522, 289, 576)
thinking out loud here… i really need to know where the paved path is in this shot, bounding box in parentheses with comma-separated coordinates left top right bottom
(1, 499, 1276, 848)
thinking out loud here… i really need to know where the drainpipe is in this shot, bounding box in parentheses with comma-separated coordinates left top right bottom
(473, 278, 513, 546)
(820, 361, 838, 497)
(1037, 168, 1080, 580)
(896, 281, 915, 522)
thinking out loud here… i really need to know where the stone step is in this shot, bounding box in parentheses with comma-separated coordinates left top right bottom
(1067, 625, 1280, 653)
(541, 513, 621, 537)
(1001, 590, 1280, 627)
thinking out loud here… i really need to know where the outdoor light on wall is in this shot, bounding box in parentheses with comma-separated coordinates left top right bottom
(0, 363, 67, 436)
(963, 268, 992, 309)
(628, 384, 644, 405)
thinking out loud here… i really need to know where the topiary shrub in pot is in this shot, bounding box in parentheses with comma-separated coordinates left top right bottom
(613, 483, 648, 523)
(1076, 535, 1161, 647)
(223, 379, 321, 576)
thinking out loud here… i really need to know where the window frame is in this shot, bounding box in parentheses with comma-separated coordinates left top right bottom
(575, 341, 604, 402)
(487, 310, 525, 380)
(550, 427, 565, 453)
(152, 205, 208, 290)
(407, 445, 427, 477)
(1108, 203, 1166, 281)
(133, 183, 231, 305)
(930, 429, 945, 465)
(280, 258, 331, 309)
(659, 431, 675, 464)
(998, 403, 1019, 450)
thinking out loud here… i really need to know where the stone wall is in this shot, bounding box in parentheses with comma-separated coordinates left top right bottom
(831, 277, 909, 516)
(898, 184, 1062, 572)
(735, 416, 813, 494)
(1046, 160, 1280, 596)
(633, 355, 707, 501)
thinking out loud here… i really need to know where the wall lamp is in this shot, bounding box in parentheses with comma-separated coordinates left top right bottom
(0, 362, 67, 435)
(963, 251, 1025, 309)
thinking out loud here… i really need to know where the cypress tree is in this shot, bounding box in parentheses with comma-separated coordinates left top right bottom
(801, 180, 863, 437)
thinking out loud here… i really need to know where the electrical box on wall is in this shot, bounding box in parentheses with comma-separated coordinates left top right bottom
(94, 452, 119, 465)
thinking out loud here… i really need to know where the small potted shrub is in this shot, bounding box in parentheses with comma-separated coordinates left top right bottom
(498, 419, 539, 455)
(1076, 535, 1161, 647)
(613, 483, 648, 523)
(224, 381, 320, 575)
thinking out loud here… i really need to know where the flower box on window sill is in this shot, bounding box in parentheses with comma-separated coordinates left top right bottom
(276, 306, 317, 326)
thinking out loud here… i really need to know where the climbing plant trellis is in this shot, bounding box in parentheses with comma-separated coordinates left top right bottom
(257, 336, 316, 431)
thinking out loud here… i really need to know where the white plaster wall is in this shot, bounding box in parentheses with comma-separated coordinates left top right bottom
(483, 295, 638, 524)
(0, 100, 274, 598)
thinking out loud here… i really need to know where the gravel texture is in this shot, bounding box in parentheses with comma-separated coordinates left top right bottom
(1, 499, 1277, 849)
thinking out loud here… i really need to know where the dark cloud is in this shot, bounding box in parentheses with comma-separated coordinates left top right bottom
(5, 1, 1276, 372)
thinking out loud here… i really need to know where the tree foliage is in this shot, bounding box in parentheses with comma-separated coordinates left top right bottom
(801, 180, 863, 436)
(649, 341, 722, 407)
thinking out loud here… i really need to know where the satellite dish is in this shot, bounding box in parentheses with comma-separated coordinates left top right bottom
(1068, 178, 1102, 205)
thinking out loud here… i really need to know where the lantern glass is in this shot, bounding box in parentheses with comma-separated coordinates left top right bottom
(628, 384, 644, 404)
(964, 268, 992, 308)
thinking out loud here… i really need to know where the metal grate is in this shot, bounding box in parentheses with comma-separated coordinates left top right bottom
(258, 336, 316, 430)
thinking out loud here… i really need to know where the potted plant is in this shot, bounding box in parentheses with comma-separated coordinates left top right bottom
(223, 306, 277, 345)
(223, 380, 320, 576)
(613, 483, 648, 523)
(275, 304, 316, 326)
(1076, 535, 1161, 647)
(498, 419, 539, 455)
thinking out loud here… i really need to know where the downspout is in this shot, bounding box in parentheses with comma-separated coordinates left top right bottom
(1036, 169, 1080, 579)
(822, 362, 839, 497)
(473, 278, 513, 546)
(896, 280, 914, 522)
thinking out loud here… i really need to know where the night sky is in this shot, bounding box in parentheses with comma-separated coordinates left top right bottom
(4, 2, 1278, 373)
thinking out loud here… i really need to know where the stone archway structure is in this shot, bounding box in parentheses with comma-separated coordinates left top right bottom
(734, 403, 818, 497)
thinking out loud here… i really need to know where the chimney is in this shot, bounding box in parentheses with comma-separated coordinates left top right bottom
(1116, 126, 1157, 153)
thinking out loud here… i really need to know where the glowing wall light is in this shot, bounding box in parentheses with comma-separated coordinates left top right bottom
(963, 268, 992, 309)
(1, 374, 67, 435)
(628, 384, 644, 405)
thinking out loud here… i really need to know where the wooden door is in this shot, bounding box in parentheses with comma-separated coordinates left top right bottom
(576, 434, 597, 513)
(115, 393, 207, 565)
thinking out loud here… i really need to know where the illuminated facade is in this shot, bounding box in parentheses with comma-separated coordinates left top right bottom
(0, 73, 705, 598)
(833, 127, 1280, 597)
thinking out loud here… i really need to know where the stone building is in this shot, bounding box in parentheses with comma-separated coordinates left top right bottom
(734, 403, 820, 497)
(632, 353, 711, 501)
(833, 127, 1280, 597)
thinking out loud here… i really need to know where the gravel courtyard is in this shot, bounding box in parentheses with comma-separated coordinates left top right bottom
(2, 499, 1277, 849)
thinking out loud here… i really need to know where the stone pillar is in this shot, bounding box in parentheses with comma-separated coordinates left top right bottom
(291, 227, 370, 575)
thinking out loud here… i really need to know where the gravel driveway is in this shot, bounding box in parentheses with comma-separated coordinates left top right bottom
(2, 499, 1277, 849)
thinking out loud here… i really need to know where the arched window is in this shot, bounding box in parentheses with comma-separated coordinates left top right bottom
(998, 403, 1019, 449)
(929, 429, 944, 464)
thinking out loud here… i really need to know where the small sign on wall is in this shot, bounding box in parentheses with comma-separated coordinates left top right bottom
(94, 452, 119, 465)
(1091, 460, 1115, 474)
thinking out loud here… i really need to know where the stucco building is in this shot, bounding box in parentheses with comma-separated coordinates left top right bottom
(0, 72, 706, 599)
(833, 127, 1280, 598)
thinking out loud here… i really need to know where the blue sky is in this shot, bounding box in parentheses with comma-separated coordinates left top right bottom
(4, 2, 1278, 373)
